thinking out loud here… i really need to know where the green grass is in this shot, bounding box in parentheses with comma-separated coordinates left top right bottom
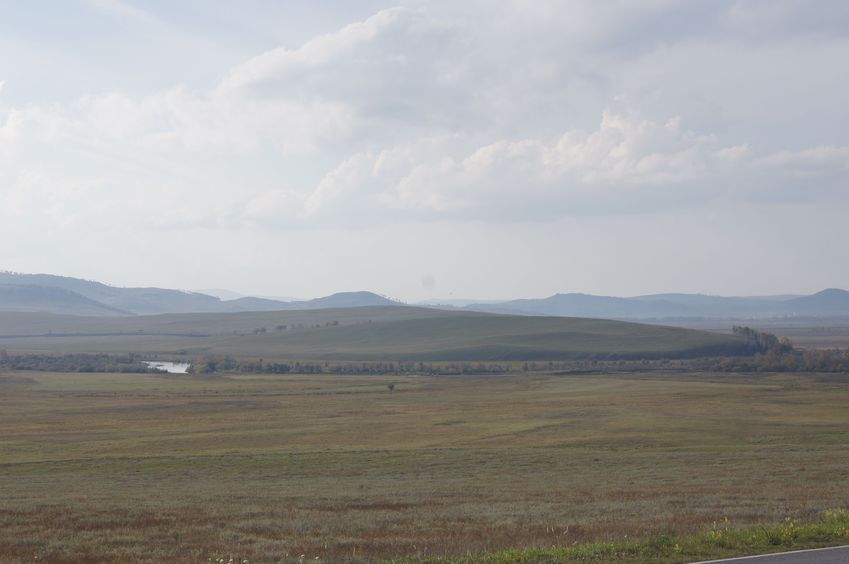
(441, 510, 849, 562)
(0, 306, 744, 360)
(1, 370, 849, 562)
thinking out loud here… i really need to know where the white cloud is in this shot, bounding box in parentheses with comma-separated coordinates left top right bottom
(300, 110, 849, 222)
(219, 8, 412, 93)
(1, 1, 848, 277)
(759, 145, 849, 170)
(241, 189, 303, 225)
(0, 105, 74, 160)
(7, 1, 849, 165)
(0, 110, 22, 159)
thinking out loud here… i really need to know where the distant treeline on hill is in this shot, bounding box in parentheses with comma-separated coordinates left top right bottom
(733, 325, 793, 354)
(2, 326, 848, 375)
(706, 349, 849, 372)
(2, 350, 848, 375)
(704, 327, 849, 372)
(0, 351, 155, 373)
(188, 348, 849, 377)
(188, 357, 516, 375)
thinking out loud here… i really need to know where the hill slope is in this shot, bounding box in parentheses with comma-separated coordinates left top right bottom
(222, 313, 745, 361)
(0, 284, 130, 316)
(0, 306, 746, 360)
(473, 293, 682, 318)
(780, 289, 849, 316)
(0, 272, 224, 315)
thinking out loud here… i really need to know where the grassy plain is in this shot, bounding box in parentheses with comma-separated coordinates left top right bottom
(2, 369, 849, 562)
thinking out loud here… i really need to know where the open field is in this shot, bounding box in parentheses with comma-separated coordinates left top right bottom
(765, 326, 849, 350)
(659, 318, 849, 350)
(0, 307, 744, 360)
(2, 369, 849, 562)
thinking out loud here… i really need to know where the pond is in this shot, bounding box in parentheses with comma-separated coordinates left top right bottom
(143, 361, 191, 374)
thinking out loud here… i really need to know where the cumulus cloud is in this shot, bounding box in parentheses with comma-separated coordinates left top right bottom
(80, 86, 355, 155)
(0, 105, 76, 161)
(59, 6, 464, 157)
(7, 2, 848, 157)
(1, 0, 848, 233)
(299, 111, 848, 222)
(2, 0, 849, 298)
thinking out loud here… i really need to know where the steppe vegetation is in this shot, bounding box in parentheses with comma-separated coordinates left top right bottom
(2, 369, 849, 562)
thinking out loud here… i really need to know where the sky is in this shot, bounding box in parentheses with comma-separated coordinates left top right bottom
(1, 0, 848, 301)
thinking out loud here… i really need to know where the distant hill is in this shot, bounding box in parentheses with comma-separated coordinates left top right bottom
(230, 313, 744, 361)
(214, 292, 399, 312)
(472, 293, 681, 318)
(780, 289, 849, 316)
(219, 297, 291, 312)
(2, 271, 847, 321)
(194, 288, 246, 301)
(416, 298, 506, 307)
(0, 306, 747, 361)
(0, 284, 130, 316)
(0, 272, 223, 315)
(465, 290, 849, 320)
(296, 291, 400, 309)
(0, 272, 403, 316)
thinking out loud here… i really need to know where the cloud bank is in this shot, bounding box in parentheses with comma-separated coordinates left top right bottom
(1, 0, 848, 297)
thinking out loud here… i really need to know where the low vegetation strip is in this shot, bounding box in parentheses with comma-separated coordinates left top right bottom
(0, 351, 154, 373)
(3, 332, 848, 375)
(431, 510, 849, 563)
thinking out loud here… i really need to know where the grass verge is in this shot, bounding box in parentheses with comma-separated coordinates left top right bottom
(435, 509, 849, 563)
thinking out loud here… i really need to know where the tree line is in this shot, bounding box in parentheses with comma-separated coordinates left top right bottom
(187, 357, 514, 375)
(0, 351, 155, 373)
(732, 325, 793, 354)
(2, 326, 848, 375)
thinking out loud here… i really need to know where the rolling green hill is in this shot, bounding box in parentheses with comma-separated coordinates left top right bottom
(0, 306, 746, 360)
(206, 314, 745, 360)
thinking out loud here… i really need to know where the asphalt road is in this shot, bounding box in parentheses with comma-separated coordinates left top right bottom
(692, 545, 849, 563)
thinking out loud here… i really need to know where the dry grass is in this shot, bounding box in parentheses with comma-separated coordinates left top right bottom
(1, 370, 849, 562)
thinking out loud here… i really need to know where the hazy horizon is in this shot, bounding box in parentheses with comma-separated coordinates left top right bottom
(2, 1, 848, 301)
(0, 268, 836, 304)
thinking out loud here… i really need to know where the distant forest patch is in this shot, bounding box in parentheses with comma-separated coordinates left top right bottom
(0, 351, 156, 373)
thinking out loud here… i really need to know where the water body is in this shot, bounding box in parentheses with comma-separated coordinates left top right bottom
(143, 361, 191, 374)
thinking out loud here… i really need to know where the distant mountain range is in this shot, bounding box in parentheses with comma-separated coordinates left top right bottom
(460, 289, 849, 320)
(1, 271, 848, 320)
(0, 272, 399, 316)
